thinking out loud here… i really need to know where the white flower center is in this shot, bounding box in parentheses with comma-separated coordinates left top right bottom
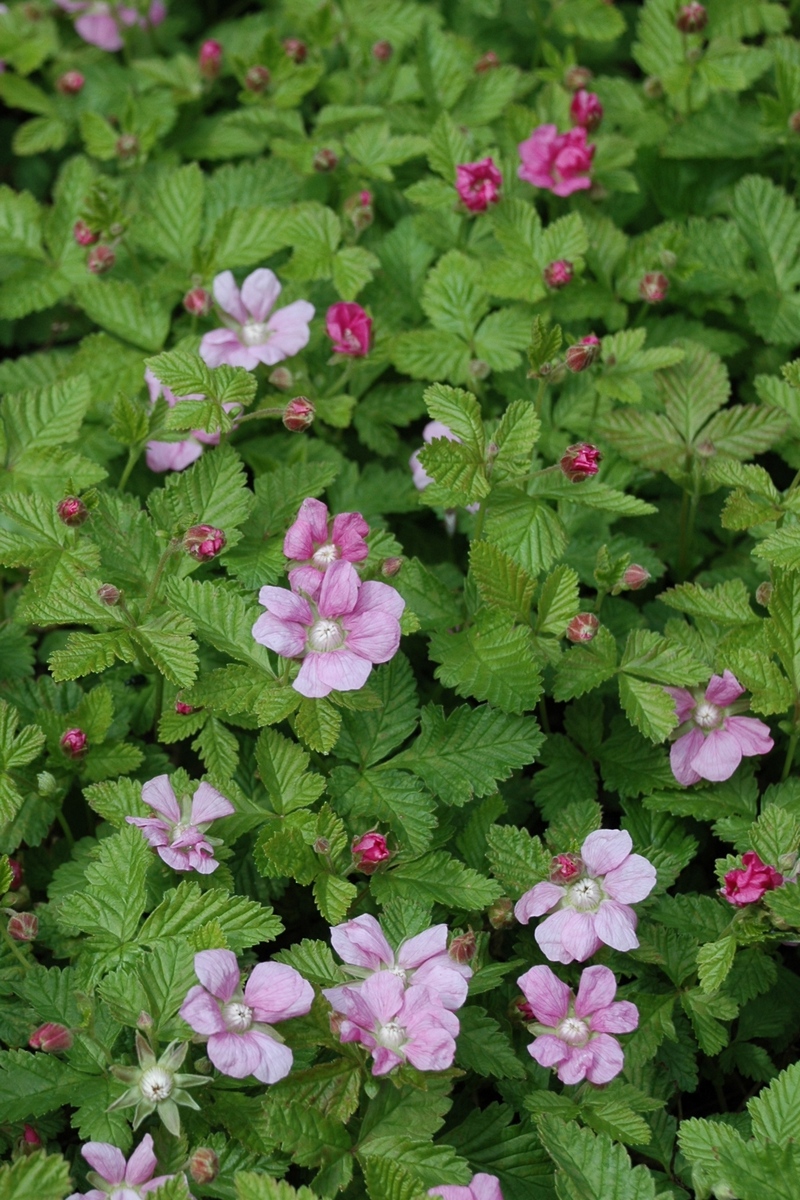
(308, 618, 345, 652)
(139, 1066, 173, 1102)
(556, 1016, 590, 1047)
(241, 320, 271, 346)
(568, 877, 603, 911)
(388, 965, 408, 982)
(312, 542, 339, 568)
(694, 701, 722, 730)
(222, 1002, 253, 1033)
(376, 1020, 406, 1051)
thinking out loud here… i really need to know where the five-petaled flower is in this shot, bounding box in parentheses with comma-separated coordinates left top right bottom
(180, 949, 313, 1083)
(517, 963, 638, 1085)
(284, 498, 369, 594)
(515, 829, 657, 963)
(665, 670, 774, 785)
(200, 269, 314, 371)
(518, 124, 594, 196)
(723, 851, 783, 907)
(455, 158, 502, 213)
(429, 1174, 504, 1200)
(66, 1133, 175, 1200)
(126, 775, 234, 874)
(326, 302, 372, 357)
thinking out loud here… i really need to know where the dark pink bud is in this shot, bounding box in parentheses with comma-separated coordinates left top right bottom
(198, 39, 222, 80)
(622, 564, 651, 591)
(8, 859, 23, 891)
(381, 557, 404, 578)
(550, 853, 583, 883)
(566, 612, 599, 643)
(283, 37, 307, 63)
(22, 1125, 41, 1147)
(487, 897, 515, 929)
(175, 700, 195, 715)
(73, 219, 98, 246)
(189, 1148, 219, 1185)
(8, 912, 37, 941)
(60, 727, 88, 758)
(372, 40, 393, 61)
(313, 147, 338, 172)
(544, 259, 573, 289)
(97, 583, 120, 605)
(448, 931, 476, 965)
(352, 831, 391, 874)
(57, 496, 88, 526)
(724, 851, 782, 907)
(183, 287, 212, 316)
(116, 133, 139, 160)
(639, 271, 669, 303)
(244, 64, 271, 93)
(475, 50, 500, 73)
(570, 89, 603, 132)
(87, 245, 115, 274)
(676, 2, 707, 32)
(29, 1022, 73, 1053)
(515, 998, 535, 1021)
(269, 367, 294, 390)
(184, 524, 226, 563)
(283, 396, 315, 431)
(559, 442, 601, 482)
(565, 334, 601, 373)
(57, 70, 84, 95)
(564, 65, 593, 90)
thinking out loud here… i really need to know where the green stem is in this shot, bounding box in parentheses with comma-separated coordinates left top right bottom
(594, 589, 607, 615)
(142, 542, 178, 616)
(153, 673, 164, 728)
(472, 503, 486, 543)
(56, 809, 75, 851)
(677, 480, 700, 581)
(782, 709, 800, 782)
(534, 378, 547, 416)
(234, 406, 286, 425)
(2, 925, 32, 970)
(118, 446, 141, 491)
(538, 696, 551, 735)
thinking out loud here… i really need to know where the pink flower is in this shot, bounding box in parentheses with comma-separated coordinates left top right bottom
(666, 671, 774, 785)
(56, 0, 164, 52)
(518, 124, 595, 196)
(409, 421, 480, 515)
(29, 1023, 73, 1053)
(200, 270, 314, 371)
(455, 158, 502, 213)
(198, 39, 222, 80)
(324, 914, 471, 1011)
(325, 302, 372, 357)
(284, 498, 369, 594)
(566, 613, 599, 643)
(252, 560, 404, 699)
(144, 368, 227, 473)
(352, 831, 391, 873)
(179, 949, 313, 1084)
(126, 775, 234, 874)
(325, 973, 459, 1076)
(518, 963, 638, 1085)
(8, 913, 37, 942)
(544, 259, 573, 289)
(61, 727, 88, 758)
(183, 524, 226, 562)
(723, 851, 783, 907)
(66, 1133, 173, 1200)
(564, 335, 601, 373)
(559, 441, 601, 480)
(515, 829, 656, 964)
(429, 1175, 504, 1200)
(569, 90, 603, 132)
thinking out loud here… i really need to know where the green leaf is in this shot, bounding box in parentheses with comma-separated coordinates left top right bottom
(296, 697, 342, 754)
(255, 727, 325, 814)
(57, 825, 150, 949)
(136, 163, 204, 266)
(553, 627, 618, 701)
(485, 823, 550, 894)
(132, 612, 198, 687)
(620, 630, 708, 686)
(145, 350, 257, 408)
(749, 1060, 800, 1145)
(0, 184, 42, 258)
(536, 1116, 657, 1200)
(658, 579, 756, 624)
(454, 1006, 525, 1079)
(138, 881, 282, 950)
(164, 577, 271, 669)
(422, 252, 488, 342)
(314, 873, 358, 925)
(2, 375, 90, 465)
(74, 280, 171, 352)
(697, 936, 737, 994)
(371, 851, 502, 911)
(429, 612, 543, 714)
(423, 383, 485, 451)
(148, 444, 254, 537)
(336, 654, 419, 769)
(618, 675, 678, 743)
(484, 487, 567, 576)
(192, 717, 239, 782)
(0, 1051, 86, 1122)
(536, 564, 580, 636)
(0, 1150, 72, 1200)
(732, 174, 800, 344)
(767, 570, 800, 691)
(327, 767, 436, 854)
(470, 541, 537, 622)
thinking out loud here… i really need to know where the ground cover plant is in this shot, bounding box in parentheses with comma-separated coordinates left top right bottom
(5, 0, 800, 1196)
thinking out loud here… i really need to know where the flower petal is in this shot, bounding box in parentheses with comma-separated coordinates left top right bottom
(557, 1045, 592, 1084)
(262, 300, 315, 362)
(602, 853, 657, 904)
(724, 716, 774, 758)
(212, 270, 248, 324)
(514, 881, 564, 923)
(705, 669, 745, 708)
(245, 1029, 294, 1084)
(359, 971, 405, 1025)
(207, 1031, 263, 1079)
(593, 900, 639, 953)
(331, 914, 393, 970)
(179, 985, 226, 1036)
(351, 580, 406, 621)
(146, 439, 204, 473)
(240, 268, 281, 323)
(404, 1026, 456, 1072)
(141, 775, 180, 822)
(258, 586, 312, 625)
(537, 909, 600, 964)
(244, 962, 314, 1023)
(74, 11, 123, 49)
(517, 964, 571, 1025)
(585, 1032, 625, 1084)
(318, 560, 359, 619)
(124, 1135, 157, 1187)
(342, 609, 401, 664)
(82, 1144, 126, 1185)
(529, 1033, 569, 1069)
(574, 964, 617, 1017)
(669, 727, 704, 786)
(410, 962, 469, 1011)
(293, 649, 372, 697)
(589, 1000, 639, 1035)
(252, 612, 307, 658)
(199, 328, 257, 370)
(664, 686, 696, 724)
(190, 782, 235, 825)
(581, 829, 632, 876)
(193, 949, 240, 1002)
(397, 925, 447, 969)
(690, 727, 743, 782)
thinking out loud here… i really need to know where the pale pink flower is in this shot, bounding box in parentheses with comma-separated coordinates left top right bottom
(180, 949, 313, 1084)
(56, 0, 164, 52)
(283, 498, 369, 594)
(200, 269, 314, 371)
(723, 851, 783, 907)
(126, 775, 234, 874)
(518, 963, 638, 1085)
(324, 913, 471, 1012)
(409, 421, 480, 515)
(252, 560, 404, 699)
(455, 158, 502, 213)
(429, 1175, 504, 1200)
(66, 1133, 173, 1200)
(325, 973, 459, 1076)
(666, 671, 774, 785)
(144, 368, 230, 473)
(518, 124, 594, 196)
(515, 829, 656, 964)
(325, 302, 372, 357)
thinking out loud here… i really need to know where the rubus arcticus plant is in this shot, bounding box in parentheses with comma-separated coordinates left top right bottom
(7, 0, 800, 1198)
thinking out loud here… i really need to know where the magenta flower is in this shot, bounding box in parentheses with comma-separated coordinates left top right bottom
(252, 559, 404, 699)
(180, 950, 313, 1084)
(144, 368, 233, 473)
(665, 671, 774, 785)
(518, 964, 638, 1085)
(66, 1133, 173, 1200)
(56, 1, 165, 52)
(455, 157, 502, 213)
(429, 1175, 504, 1200)
(324, 914, 471, 1011)
(352, 831, 391, 874)
(126, 775, 234, 874)
(326, 302, 372, 357)
(723, 852, 783, 907)
(325, 973, 459, 1076)
(569, 89, 603, 132)
(518, 124, 595, 196)
(199, 269, 314, 371)
(515, 829, 656, 964)
(410, 421, 480, 515)
(283, 498, 369, 595)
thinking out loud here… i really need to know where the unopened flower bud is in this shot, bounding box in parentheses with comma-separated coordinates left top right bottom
(448, 931, 476, 964)
(621, 563, 651, 591)
(643, 76, 663, 99)
(570, 89, 603, 133)
(639, 271, 669, 303)
(756, 581, 773, 606)
(313, 147, 338, 172)
(566, 612, 600, 643)
(184, 524, 226, 563)
(313, 837, 330, 855)
(57, 496, 88, 526)
(372, 40, 393, 61)
(198, 39, 222, 80)
(550, 853, 583, 883)
(37, 771, 58, 796)
(244, 64, 270, 93)
(565, 334, 601, 372)
(381, 557, 404, 578)
(194, 1056, 213, 1074)
(352, 831, 391, 874)
(475, 51, 500, 73)
(269, 367, 294, 390)
(283, 396, 315, 431)
(564, 65, 593, 90)
(469, 358, 490, 380)
(283, 37, 307, 63)
(789, 112, 800, 135)
(183, 287, 212, 316)
(676, 2, 707, 33)
(560, 443, 601, 482)
(344, 189, 374, 233)
(695, 438, 716, 459)
(57, 70, 84, 95)
(97, 583, 120, 605)
(189, 1148, 219, 1185)
(8, 859, 22, 891)
(60, 727, 88, 758)
(487, 897, 515, 929)
(116, 133, 139, 160)
(544, 259, 573, 289)
(8, 912, 37, 941)
(514, 997, 535, 1021)
(87, 244, 115, 274)
(29, 1022, 73, 1052)
(22, 1125, 42, 1148)
(73, 219, 98, 246)
(137, 1010, 154, 1030)
(175, 700, 195, 715)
